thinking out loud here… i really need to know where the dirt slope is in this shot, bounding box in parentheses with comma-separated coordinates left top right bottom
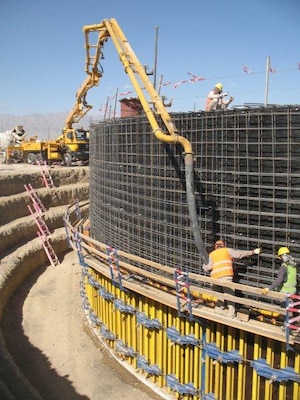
(2, 252, 162, 400)
(0, 163, 163, 400)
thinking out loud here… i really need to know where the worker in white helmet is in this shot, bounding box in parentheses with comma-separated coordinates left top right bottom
(205, 82, 234, 111)
(262, 247, 297, 295)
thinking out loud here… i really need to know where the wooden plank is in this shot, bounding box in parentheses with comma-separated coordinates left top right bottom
(78, 238, 285, 316)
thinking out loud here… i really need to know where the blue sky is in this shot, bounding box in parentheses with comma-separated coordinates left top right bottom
(0, 0, 299, 117)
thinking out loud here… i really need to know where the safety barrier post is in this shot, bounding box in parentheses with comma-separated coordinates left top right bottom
(74, 230, 87, 267)
(285, 294, 300, 349)
(107, 246, 123, 289)
(174, 268, 193, 320)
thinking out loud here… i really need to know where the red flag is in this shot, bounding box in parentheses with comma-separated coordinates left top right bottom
(187, 72, 206, 82)
(119, 90, 133, 96)
(269, 67, 277, 73)
(242, 64, 252, 74)
(160, 81, 171, 87)
(173, 80, 188, 89)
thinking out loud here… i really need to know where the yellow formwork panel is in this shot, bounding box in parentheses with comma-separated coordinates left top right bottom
(294, 352, 300, 400)
(237, 331, 246, 400)
(174, 316, 181, 385)
(149, 300, 156, 371)
(265, 339, 274, 400)
(205, 325, 214, 392)
(252, 336, 262, 400)
(192, 322, 201, 400)
(97, 272, 103, 321)
(183, 319, 191, 386)
(150, 300, 160, 385)
(137, 297, 144, 366)
(110, 280, 116, 345)
(166, 310, 176, 395)
(279, 343, 287, 400)
(118, 288, 125, 344)
(157, 307, 165, 388)
(214, 324, 224, 399)
(82, 269, 300, 400)
(99, 274, 106, 325)
(226, 328, 234, 400)
(144, 302, 150, 361)
(131, 295, 137, 369)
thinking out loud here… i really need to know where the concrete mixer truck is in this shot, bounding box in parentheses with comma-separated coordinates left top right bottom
(0, 126, 27, 150)
(0, 126, 27, 163)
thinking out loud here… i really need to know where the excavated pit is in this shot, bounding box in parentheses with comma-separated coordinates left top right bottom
(0, 165, 90, 399)
(0, 164, 162, 400)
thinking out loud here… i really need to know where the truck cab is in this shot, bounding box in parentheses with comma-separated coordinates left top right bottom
(57, 128, 89, 166)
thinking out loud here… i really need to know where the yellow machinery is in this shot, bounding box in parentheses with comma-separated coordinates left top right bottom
(6, 127, 89, 167)
(5, 43, 96, 166)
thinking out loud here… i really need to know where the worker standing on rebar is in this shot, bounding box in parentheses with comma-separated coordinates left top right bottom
(203, 240, 261, 318)
(262, 247, 297, 296)
(205, 83, 234, 111)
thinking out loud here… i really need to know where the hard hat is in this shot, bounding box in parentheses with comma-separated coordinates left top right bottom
(215, 240, 225, 249)
(277, 247, 290, 257)
(215, 83, 223, 91)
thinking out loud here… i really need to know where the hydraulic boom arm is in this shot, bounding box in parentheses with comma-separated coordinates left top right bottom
(71, 18, 208, 263)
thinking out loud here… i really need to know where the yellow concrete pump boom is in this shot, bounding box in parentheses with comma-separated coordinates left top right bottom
(71, 18, 208, 263)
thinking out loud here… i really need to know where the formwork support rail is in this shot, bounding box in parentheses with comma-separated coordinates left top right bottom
(64, 217, 290, 339)
(64, 214, 300, 400)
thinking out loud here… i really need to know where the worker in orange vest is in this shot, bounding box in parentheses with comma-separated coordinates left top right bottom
(203, 240, 261, 318)
(205, 82, 234, 111)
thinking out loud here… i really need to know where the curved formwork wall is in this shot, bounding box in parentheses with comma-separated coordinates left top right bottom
(80, 265, 299, 400)
(89, 106, 300, 290)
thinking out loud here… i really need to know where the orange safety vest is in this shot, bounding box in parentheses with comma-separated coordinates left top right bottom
(210, 248, 233, 279)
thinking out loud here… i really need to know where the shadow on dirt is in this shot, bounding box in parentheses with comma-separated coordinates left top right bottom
(1, 262, 89, 400)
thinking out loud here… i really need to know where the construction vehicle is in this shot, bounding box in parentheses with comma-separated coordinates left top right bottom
(6, 19, 208, 261)
(0, 126, 27, 161)
(5, 64, 92, 166)
(5, 123, 89, 167)
(5, 130, 88, 166)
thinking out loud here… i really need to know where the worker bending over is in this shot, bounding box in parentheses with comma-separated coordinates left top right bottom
(203, 240, 261, 318)
(262, 247, 297, 296)
(205, 82, 234, 111)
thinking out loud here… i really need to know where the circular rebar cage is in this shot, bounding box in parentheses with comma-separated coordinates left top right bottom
(90, 106, 300, 289)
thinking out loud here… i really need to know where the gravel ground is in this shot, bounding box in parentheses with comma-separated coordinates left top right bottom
(0, 163, 44, 173)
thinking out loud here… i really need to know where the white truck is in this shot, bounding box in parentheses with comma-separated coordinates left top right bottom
(0, 125, 27, 149)
(0, 126, 27, 163)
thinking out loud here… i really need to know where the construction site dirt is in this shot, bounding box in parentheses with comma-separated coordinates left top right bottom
(0, 163, 162, 400)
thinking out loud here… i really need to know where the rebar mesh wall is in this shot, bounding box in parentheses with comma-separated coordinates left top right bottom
(90, 106, 300, 289)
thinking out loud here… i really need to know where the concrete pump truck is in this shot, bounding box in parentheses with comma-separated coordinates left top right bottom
(5, 18, 208, 263)
(5, 67, 92, 166)
(5, 119, 89, 167)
